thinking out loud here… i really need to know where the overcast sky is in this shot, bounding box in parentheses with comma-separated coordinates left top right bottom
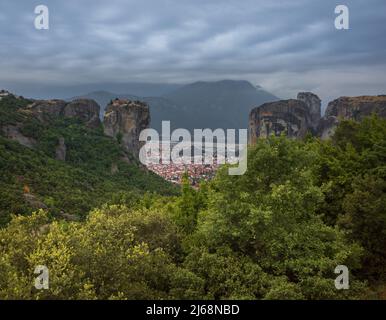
(0, 0, 385, 105)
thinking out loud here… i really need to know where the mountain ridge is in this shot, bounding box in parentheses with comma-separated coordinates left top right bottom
(69, 80, 279, 132)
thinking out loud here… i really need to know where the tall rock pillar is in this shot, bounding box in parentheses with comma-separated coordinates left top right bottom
(103, 99, 150, 157)
(297, 92, 321, 132)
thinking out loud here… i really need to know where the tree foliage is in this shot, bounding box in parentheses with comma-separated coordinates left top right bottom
(0, 104, 385, 299)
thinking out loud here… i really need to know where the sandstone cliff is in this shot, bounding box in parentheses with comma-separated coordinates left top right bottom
(26, 99, 101, 128)
(297, 92, 321, 132)
(103, 99, 150, 157)
(2, 124, 36, 148)
(63, 99, 101, 128)
(249, 92, 386, 142)
(25, 99, 66, 122)
(249, 99, 311, 143)
(1, 91, 150, 157)
(249, 92, 322, 143)
(318, 95, 386, 139)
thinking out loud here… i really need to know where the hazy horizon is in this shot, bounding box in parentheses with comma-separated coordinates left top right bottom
(1, 0, 386, 107)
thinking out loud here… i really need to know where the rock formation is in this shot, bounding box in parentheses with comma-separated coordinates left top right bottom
(325, 95, 386, 119)
(248, 92, 386, 142)
(249, 99, 311, 143)
(2, 125, 36, 148)
(103, 99, 150, 156)
(317, 116, 340, 140)
(55, 137, 66, 161)
(249, 92, 322, 143)
(23, 193, 48, 210)
(63, 99, 101, 128)
(1, 91, 150, 157)
(297, 92, 321, 132)
(318, 95, 386, 139)
(26, 99, 101, 128)
(26, 100, 67, 122)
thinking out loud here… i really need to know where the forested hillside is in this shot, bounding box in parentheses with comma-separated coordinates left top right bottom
(0, 113, 385, 299)
(0, 94, 178, 225)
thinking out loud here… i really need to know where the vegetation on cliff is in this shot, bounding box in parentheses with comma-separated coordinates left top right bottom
(0, 95, 178, 225)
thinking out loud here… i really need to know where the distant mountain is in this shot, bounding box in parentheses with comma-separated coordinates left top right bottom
(3, 82, 181, 100)
(70, 80, 279, 132)
(163, 80, 279, 131)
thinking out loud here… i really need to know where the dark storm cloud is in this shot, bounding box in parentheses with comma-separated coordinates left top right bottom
(0, 0, 385, 104)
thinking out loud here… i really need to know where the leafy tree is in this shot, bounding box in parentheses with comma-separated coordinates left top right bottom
(340, 174, 386, 280)
(1, 95, 384, 299)
(315, 116, 386, 225)
(171, 173, 207, 234)
(0, 207, 204, 299)
(186, 137, 366, 299)
(313, 116, 386, 282)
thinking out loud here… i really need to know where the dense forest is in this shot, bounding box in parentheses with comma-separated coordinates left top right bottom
(0, 94, 385, 299)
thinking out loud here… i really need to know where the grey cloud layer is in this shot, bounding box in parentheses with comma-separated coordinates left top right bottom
(0, 0, 385, 104)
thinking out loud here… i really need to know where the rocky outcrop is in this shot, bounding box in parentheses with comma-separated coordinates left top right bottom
(249, 92, 322, 143)
(23, 193, 48, 210)
(26, 99, 101, 128)
(63, 99, 101, 128)
(103, 99, 150, 156)
(325, 95, 386, 119)
(249, 92, 386, 142)
(317, 116, 340, 140)
(2, 125, 36, 148)
(318, 95, 386, 139)
(249, 99, 311, 143)
(26, 99, 67, 122)
(55, 137, 66, 161)
(297, 92, 321, 132)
